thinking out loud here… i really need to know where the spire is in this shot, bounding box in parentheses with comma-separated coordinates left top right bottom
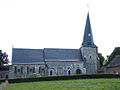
(82, 13, 97, 48)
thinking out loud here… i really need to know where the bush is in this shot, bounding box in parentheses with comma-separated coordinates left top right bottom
(27, 73, 41, 78)
(8, 74, 120, 83)
(0, 80, 6, 84)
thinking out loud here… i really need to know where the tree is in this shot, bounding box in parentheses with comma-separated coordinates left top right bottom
(0, 50, 9, 71)
(98, 53, 105, 67)
(106, 47, 120, 65)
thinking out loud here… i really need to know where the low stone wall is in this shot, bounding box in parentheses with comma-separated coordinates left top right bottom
(0, 80, 8, 90)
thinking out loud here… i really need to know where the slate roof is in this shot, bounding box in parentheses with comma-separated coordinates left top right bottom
(12, 48, 83, 64)
(82, 13, 97, 48)
(44, 48, 83, 61)
(107, 55, 120, 67)
(12, 48, 44, 64)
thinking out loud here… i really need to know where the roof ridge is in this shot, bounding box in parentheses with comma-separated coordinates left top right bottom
(13, 48, 43, 50)
(44, 48, 79, 50)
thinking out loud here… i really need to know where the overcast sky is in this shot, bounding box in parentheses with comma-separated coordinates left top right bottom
(0, 0, 120, 61)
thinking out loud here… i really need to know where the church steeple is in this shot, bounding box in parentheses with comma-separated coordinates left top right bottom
(82, 13, 97, 48)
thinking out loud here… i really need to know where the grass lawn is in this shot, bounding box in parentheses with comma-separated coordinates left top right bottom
(5, 78, 120, 90)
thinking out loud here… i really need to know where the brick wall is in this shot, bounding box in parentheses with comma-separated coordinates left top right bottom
(107, 66, 120, 74)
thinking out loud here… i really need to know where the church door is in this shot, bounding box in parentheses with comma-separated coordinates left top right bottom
(76, 69, 81, 74)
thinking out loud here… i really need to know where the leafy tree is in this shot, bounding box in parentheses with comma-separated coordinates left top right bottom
(98, 53, 105, 67)
(0, 50, 9, 71)
(106, 47, 120, 65)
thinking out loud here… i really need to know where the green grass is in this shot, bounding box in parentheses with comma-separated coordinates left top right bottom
(5, 78, 120, 90)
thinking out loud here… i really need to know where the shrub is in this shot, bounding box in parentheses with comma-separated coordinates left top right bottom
(0, 80, 6, 84)
(27, 73, 41, 78)
(8, 74, 120, 83)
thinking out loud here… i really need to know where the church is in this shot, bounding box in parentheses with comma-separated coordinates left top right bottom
(9, 13, 99, 78)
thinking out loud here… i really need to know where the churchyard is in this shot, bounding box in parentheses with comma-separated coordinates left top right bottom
(5, 78, 120, 90)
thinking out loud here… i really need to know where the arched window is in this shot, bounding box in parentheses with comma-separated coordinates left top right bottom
(27, 66, 29, 73)
(6, 75, 8, 79)
(49, 69, 54, 76)
(76, 69, 81, 74)
(68, 70, 71, 75)
(39, 67, 41, 73)
(50, 70, 53, 76)
(21, 66, 23, 73)
(14, 66, 17, 74)
(33, 67, 35, 73)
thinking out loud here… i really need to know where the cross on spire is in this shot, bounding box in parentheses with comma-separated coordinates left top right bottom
(86, 0, 90, 12)
(87, 3, 89, 10)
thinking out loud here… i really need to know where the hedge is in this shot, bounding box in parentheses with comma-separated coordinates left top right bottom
(8, 74, 120, 83)
(0, 80, 6, 84)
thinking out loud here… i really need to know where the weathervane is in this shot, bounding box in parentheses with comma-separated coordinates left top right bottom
(87, 3, 89, 10)
(86, 0, 89, 11)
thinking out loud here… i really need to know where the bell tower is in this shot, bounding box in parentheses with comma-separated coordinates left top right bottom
(81, 13, 98, 74)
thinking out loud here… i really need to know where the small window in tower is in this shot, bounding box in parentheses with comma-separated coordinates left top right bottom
(90, 56, 91, 59)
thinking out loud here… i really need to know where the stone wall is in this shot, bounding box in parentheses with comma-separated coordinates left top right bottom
(9, 60, 87, 78)
(46, 61, 86, 76)
(81, 47, 98, 74)
(0, 71, 9, 79)
(9, 64, 45, 78)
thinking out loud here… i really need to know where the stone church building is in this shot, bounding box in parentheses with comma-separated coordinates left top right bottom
(9, 13, 99, 78)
